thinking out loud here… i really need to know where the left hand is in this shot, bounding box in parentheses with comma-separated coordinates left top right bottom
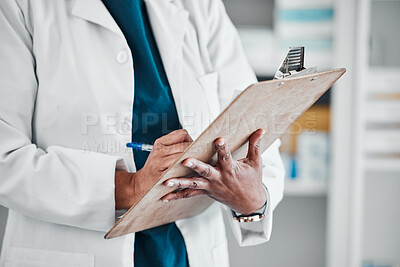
(162, 129, 267, 215)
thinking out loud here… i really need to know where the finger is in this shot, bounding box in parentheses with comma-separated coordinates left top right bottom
(161, 188, 207, 202)
(163, 177, 210, 190)
(156, 129, 193, 146)
(214, 137, 233, 170)
(158, 141, 191, 155)
(182, 158, 219, 180)
(247, 128, 265, 164)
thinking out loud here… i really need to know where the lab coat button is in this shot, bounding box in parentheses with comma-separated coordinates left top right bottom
(116, 50, 129, 64)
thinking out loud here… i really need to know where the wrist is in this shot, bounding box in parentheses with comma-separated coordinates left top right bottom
(233, 184, 267, 215)
(232, 185, 268, 223)
(115, 170, 135, 210)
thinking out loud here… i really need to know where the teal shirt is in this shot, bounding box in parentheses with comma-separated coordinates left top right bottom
(101, 0, 188, 266)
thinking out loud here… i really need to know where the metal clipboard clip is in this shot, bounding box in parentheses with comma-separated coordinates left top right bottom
(274, 46, 317, 80)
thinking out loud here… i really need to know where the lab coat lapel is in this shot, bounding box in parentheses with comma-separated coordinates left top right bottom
(71, 0, 124, 37)
(144, 0, 189, 123)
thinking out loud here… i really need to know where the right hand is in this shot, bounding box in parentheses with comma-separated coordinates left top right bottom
(115, 129, 193, 210)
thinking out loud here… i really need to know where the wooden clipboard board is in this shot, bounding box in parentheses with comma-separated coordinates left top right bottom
(105, 68, 346, 239)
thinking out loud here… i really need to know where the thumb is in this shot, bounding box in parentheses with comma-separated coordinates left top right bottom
(246, 129, 265, 164)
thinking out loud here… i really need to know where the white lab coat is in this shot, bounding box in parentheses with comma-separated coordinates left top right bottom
(0, 0, 285, 266)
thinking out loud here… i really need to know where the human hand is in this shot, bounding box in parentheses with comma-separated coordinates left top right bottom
(115, 129, 193, 210)
(161, 129, 266, 215)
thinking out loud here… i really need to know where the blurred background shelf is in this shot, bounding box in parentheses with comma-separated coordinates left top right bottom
(365, 158, 400, 173)
(284, 180, 328, 196)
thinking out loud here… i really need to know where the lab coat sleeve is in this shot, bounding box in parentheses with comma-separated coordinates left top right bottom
(0, 0, 125, 232)
(205, 0, 285, 246)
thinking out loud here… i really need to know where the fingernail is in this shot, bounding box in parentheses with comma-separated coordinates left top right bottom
(217, 139, 225, 146)
(261, 129, 266, 136)
(166, 181, 175, 187)
(184, 161, 193, 167)
(162, 199, 169, 203)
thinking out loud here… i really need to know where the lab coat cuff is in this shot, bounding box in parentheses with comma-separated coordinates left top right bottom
(225, 183, 272, 247)
(63, 150, 126, 232)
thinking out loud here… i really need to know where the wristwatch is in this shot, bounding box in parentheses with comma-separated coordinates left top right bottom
(231, 184, 268, 223)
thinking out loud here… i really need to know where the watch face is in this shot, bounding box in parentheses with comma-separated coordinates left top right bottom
(234, 214, 264, 223)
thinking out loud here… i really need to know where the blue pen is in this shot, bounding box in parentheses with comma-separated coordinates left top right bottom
(126, 142, 153, 152)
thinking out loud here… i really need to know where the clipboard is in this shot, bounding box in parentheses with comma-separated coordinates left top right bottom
(105, 68, 346, 239)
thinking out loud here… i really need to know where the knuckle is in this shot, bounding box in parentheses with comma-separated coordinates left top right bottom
(200, 167, 211, 177)
(190, 181, 198, 189)
(219, 152, 231, 161)
(154, 138, 161, 146)
(176, 129, 188, 137)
